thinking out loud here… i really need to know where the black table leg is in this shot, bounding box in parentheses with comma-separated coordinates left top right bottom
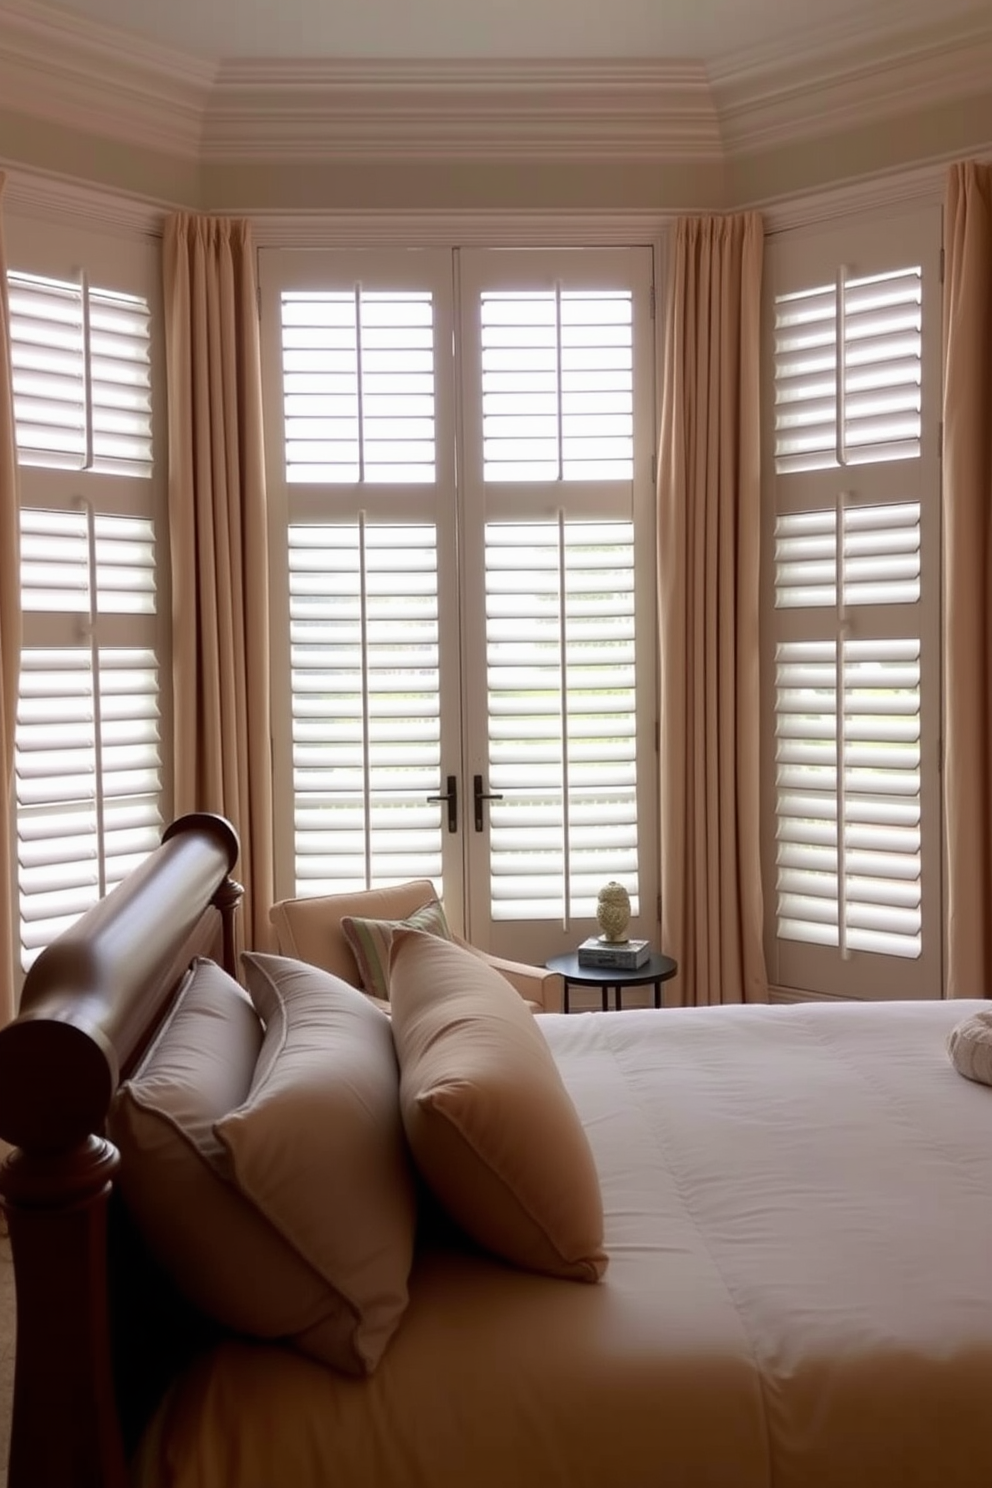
(654, 980, 662, 1008)
(601, 985, 608, 1012)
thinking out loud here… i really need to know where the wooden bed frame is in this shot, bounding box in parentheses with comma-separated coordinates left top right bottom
(0, 813, 244, 1488)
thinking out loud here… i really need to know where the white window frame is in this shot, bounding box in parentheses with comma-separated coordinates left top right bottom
(259, 237, 660, 964)
(760, 204, 943, 1002)
(5, 212, 170, 994)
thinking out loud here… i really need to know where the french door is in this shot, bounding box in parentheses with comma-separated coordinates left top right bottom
(260, 243, 658, 964)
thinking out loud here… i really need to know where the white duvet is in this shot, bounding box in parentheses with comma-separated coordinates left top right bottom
(141, 998, 992, 1488)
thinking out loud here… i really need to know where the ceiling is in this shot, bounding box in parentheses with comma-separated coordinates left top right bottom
(16, 0, 980, 65)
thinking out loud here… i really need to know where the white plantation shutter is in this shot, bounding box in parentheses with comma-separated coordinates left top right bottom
(288, 520, 444, 893)
(485, 519, 638, 921)
(262, 244, 657, 961)
(4, 225, 166, 994)
(459, 248, 654, 950)
(480, 289, 633, 481)
(8, 271, 153, 477)
(774, 638, 922, 960)
(774, 266, 922, 474)
(763, 211, 940, 1000)
(280, 288, 435, 483)
(15, 510, 163, 967)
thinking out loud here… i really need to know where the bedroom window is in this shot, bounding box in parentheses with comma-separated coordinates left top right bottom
(261, 245, 658, 966)
(7, 246, 165, 977)
(761, 209, 942, 1000)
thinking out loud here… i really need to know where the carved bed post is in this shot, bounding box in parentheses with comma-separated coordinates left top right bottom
(1, 1140, 127, 1488)
(0, 813, 241, 1488)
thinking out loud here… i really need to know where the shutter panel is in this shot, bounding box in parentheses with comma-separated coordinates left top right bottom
(480, 289, 633, 481)
(774, 502, 921, 610)
(485, 518, 638, 921)
(775, 637, 921, 960)
(288, 520, 443, 893)
(15, 509, 163, 968)
(774, 267, 922, 474)
(16, 646, 163, 963)
(280, 289, 436, 483)
(8, 271, 152, 477)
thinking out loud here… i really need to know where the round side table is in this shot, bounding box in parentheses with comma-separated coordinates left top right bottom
(544, 951, 678, 1013)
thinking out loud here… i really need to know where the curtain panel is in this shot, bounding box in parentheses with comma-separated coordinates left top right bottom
(164, 214, 274, 952)
(0, 176, 21, 1027)
(657, 213, 767, 1006)
(943, 162, 992, 998)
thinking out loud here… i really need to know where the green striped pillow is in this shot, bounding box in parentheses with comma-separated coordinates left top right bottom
(341, 899, 452, 1001)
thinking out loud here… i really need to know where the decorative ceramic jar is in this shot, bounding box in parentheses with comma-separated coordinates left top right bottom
(596, 881, 631, 943)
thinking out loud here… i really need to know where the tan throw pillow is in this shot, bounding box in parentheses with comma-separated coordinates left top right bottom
(341, 896, 452, 1000)
(947, 1010, 992, 1087)
(388, 928, 608, 1284)
(215, 952, 417, 1374)
(108, 958, 365, 1370)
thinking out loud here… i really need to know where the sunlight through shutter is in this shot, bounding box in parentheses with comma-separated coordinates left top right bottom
(280, 289, 435, 483)
(480, 289, 633, 481)
(288, 521, 443, 893)
(485, 520, 638, 921)
(775, 637, 922, 959)
(8, 272, 152, 477)
(774, 266, 922, 474)
(15, 510, 163, 967)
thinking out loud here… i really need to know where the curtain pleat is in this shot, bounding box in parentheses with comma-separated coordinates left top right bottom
(657, 213, 767, 1006)
(164, 214, 274, 953)
(0, 177, 20, 1027)
(942, 162, 992, 998)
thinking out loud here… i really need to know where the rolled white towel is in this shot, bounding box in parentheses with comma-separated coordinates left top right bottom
(947, 1008, 992, 1086)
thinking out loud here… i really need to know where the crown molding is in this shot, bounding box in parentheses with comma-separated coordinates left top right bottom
(0, 160, 171, 236)
(0, 0, 987, 171)
(248, 207, 676, 249)
(0, 0, 212, 158)
(760, 144, 992, 234)
(203, 60, 720, 162)
(713, 9, 992, 155)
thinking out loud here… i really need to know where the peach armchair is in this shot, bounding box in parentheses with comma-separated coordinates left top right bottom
(269, 880, 563, 1013)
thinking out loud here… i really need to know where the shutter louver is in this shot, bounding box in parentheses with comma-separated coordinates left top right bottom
(15, 646, 163, 964)
(775, 638, 922, 960)
(485, 520, 638, 921)
(775, 502, 921, 609)
(8, 272, 152, 477)
(15, 508, 162, 969)
(280, 289, 436, 484)
(289, 521, 443, 893)
(480, 290, 633, 482)
(774, 267, 921, 474)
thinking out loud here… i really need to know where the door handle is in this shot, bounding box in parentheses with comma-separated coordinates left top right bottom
(427, 775, 458, 834)
(473, 774, 503, 833)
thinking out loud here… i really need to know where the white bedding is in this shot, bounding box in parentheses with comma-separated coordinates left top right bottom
(140, 998, 992, 1488)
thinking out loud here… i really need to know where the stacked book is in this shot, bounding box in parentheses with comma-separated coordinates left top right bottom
(577, 936, 651, 970)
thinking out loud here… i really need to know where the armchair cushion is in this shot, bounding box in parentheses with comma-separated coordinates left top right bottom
(341, 897, 452, 1000)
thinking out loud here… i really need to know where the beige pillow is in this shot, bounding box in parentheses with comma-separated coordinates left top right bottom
(388, 928, 608, 1283)
(341, 896, 452, 1000)
(215, 952, 417, 1374)
(108, 958, 364, 1369)
(947, 1010, 992, 1086)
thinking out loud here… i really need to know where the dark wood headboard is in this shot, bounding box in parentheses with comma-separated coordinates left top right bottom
(0, 813, 243, 1488)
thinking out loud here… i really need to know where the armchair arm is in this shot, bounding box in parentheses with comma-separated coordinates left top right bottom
(453, 936, 563, 1013)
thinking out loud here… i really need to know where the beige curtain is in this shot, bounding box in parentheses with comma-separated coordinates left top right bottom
(164, 214, 274, 952)
(0, 176, 20, 1026)
(943, 162, 992, 998)
(657, 213, 767, 1006)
